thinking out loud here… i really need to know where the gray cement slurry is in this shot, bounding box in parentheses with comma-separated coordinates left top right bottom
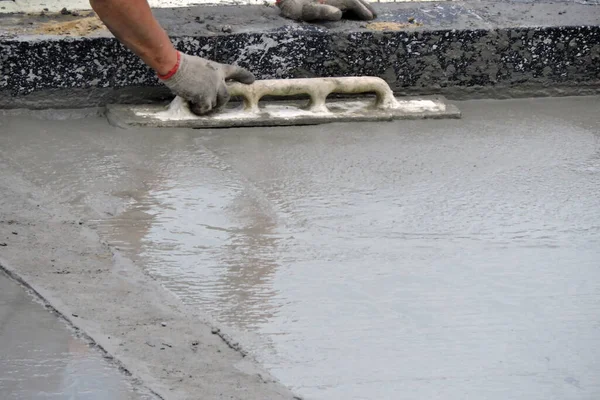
(0, 96, 599, 400)
(0, 117, 298, 399)
(0, 272, 155, 400)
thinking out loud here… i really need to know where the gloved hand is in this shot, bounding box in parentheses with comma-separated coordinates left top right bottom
(159, 52, 255, 116)
(277, 0, 376, 22)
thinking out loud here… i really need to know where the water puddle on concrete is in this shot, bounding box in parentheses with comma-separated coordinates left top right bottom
(0, 273, 154, 400)
(88, 108, 600, 400)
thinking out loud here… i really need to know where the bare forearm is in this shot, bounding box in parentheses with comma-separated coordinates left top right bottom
(90, 0, 177, 75)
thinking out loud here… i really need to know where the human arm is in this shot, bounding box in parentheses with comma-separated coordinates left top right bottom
(90, 0, 255, 114)
(90, 0, 178, 75)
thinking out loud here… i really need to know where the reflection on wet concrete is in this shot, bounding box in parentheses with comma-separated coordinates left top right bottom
(187, 102, 600, 400)
(92, 142, 284, 330)
(1, 96, 600, 400)
(0, 273, 153, 400)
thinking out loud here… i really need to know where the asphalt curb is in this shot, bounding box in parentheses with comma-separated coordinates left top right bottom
(1, 1, 599, 108)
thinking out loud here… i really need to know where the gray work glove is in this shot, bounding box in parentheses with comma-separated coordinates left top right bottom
(160, 52, 255, 116)
(277, 0, 376, 22)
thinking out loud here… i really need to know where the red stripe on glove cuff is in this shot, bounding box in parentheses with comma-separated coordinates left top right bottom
(158, 51, 181, 80)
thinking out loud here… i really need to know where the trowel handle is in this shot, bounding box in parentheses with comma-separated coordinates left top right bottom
(227, 77, 398, 113)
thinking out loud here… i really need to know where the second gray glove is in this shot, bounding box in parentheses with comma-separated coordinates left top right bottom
(277, 0, 376, 22)
(160, 52, 255, 116)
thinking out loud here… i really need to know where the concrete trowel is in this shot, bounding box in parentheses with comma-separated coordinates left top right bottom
(106, 76, 461, 129)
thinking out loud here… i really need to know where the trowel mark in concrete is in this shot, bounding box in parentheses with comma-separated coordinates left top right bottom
(0, 271, 155, 400)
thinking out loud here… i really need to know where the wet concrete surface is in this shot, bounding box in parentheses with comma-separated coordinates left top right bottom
(0, 96, 599, 399)
(0, 272, 154, 400)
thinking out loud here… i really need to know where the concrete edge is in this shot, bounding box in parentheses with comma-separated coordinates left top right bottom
(0, 262, 165, 400)
(2, 82, 600, 111)
(0, 159, 300, 400)
(0, 238, 298, 400)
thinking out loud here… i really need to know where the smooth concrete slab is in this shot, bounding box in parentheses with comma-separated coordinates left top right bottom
(0, 272, 154, 400)
(0, 96, 599, 400)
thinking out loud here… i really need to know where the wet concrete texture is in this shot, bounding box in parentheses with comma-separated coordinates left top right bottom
(0, 96, 600, 399)
(0, 272, 154, 400)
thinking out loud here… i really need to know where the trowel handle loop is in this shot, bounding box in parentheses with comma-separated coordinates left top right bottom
(226, 77, 398, 113)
